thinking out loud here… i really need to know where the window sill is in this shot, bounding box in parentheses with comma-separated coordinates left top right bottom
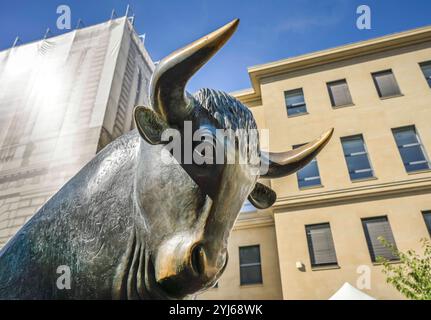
(287, 111, 309, 118)
(332, 103, 355, 109)
(299, 184, 324, 191)
(406, 168, 431, 176)
(372, 260, 401, 266)
(351, 176, 378, 183)
(379, 93, 404, 100)
(239, 283, 264, 288)
(311, 264, 340, 271)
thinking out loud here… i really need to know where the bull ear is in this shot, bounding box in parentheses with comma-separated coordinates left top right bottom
(134, 106, 170, 145)
(248, 182, 276, 209)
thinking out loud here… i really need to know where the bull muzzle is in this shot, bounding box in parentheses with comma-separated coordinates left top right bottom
(154, 235, 228, 298)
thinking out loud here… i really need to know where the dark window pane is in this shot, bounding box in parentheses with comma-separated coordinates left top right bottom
(342, 136, 366, 154)
(423, 211, 431, 236)
(294, 144, 321, 188)
(362, 216, 399, 262)
(285, 89, 307, 116)
(341, 135, 374, 180)
(420, 61, 431, 88)
(306, 223, 337, 267)
(239, 245, 260, 265)
(327, 79, 353, 107)
(240, 265, 262, 285)
(401, 148, 427, 166)
(372, 70, 401, 98)
(393, 128, 419, 146)
(239, 245, 262, 285)
(393, 126, 430, 172)
(297, 160, 321, 188)
(350, 170, 373, 181)
(346, 154, 371, 171)
(404, 162, 430, 172)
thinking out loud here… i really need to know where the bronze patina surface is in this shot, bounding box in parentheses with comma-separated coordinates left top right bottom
(0, 19, 332, 299)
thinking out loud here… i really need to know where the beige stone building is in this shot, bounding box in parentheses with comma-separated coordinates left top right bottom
(200, 25, 431, 300)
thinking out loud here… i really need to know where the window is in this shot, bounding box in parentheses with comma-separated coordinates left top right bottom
(341, 135, 374, 181)
(239, 245, 262, 285)
(294, 144, 322, 188)
(362, 216, 399, 262)
(423, 211, 431, 236)
(305, 223, 338, 267)
(392, 126, 430, 173)
(285, 88, 307, 116)
(327, 79, 353, 107)
(419, 61, 431, 88)
(372, 70, 401, 98)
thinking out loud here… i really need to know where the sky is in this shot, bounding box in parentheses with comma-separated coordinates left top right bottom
(0, 0, 430, 93)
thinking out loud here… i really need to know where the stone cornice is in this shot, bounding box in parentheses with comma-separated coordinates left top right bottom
(233, 24, 431, 106)
(234, 214, 274, 230)
(273, 176, 431, 212)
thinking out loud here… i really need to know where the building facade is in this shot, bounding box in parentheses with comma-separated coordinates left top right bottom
(0, 17, 154, 247)
(200, 25, 431, 300)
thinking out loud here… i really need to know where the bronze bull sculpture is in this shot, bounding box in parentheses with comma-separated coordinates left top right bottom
(0, 19, 333, 299)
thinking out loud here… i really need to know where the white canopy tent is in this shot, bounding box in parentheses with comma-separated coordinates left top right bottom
(329, 282, 376, 300)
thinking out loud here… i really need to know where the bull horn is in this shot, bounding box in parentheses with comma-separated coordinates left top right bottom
(150, 18, 240, 126)
(260, 128, 334, 179)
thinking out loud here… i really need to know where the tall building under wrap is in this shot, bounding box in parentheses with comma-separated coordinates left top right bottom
(0, 17, 154, 247)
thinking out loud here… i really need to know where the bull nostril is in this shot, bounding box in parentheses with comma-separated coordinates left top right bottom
(191, 245, 206, 276)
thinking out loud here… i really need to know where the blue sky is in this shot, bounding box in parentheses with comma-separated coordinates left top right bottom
(0, 0, 430, 93)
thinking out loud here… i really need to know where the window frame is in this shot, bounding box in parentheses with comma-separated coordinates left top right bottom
(361, 216, 399, 263)
(392, 125, 431, 173)
(284, 88, 308, 117)
(422, 211, 431, 236)
(371, 69, 402, 99)
(340, 134, 375, 181)
(327, 79, 354, 108)
(239, 245, 263, 286)
(419, 61, 431, 88)
(293, 143, 322, 189)
(305, 223, 338, 268)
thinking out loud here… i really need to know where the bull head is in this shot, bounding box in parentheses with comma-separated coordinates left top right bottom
(133, 19, 333, 298)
